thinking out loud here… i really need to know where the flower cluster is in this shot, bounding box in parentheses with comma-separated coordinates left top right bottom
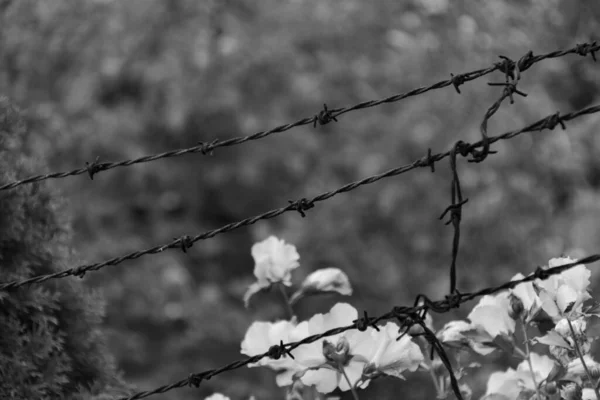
(240, 236, 423, 397)
(437, 256, 600, 400)
(240, 237, 600, 400)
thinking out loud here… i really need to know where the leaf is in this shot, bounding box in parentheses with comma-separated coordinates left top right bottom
(516, 389, 536, 400)
(530, 310, 556, 335)
(546, 360, 567, 382)
(533, 331, 571, 348)
(585, 315, 600, 339)
(492, 334, 519, 356)
(563, 301, 576, 315)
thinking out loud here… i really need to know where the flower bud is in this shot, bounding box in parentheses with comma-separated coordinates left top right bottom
(362, 362, 379, 379)
(508, 293, 524, 321)
(323, 337, 351, 366)
(560, 382, 582, 400)
(544, 381, 557, 396)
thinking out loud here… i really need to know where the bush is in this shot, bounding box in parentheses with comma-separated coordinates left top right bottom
(0, 97, 130, 400)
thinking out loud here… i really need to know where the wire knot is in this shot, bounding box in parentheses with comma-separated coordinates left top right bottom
(454, 140, 472, 158)
(85, 156, 105, 180)
(494, 55, 517, 80)
(188, 373, 203, 388)
(534, 265, 551, 280)
(267, 340, 295, 360)
(313, 103, 338, 128)
(444, 290, 463, 309)
(450, 73, 467, 94)
(72, 266, 88, 279)
(575, 42, 598, 62)
(418, 148, 436, 173)
(288, 198, 314, 218)
(463, 136, 497, 164)
(353, 310, 380, 332)
(516, 50, 535, 73)
(197, 139, 219, 156)
(173, 235, 194, 253)
(490, 55, 528, 104)
(541, 111, 566, 131)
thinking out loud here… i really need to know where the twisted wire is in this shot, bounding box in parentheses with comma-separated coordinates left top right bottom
(0, 104, 598, 291)
(0, 41, 597, 192)
(117, 254, 600, 400)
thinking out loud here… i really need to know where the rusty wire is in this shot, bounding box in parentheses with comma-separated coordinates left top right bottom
(0, 41, 597, 192)
(0, 104, 598, 291)
(115, 254, 600, 400)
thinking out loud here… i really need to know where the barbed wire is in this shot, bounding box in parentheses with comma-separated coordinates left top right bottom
(441, 50, 529, 297)
(1, 104, 597, 291)
(116, 254, 600, 400)
(0, 41, 597, 192)
(428, 54, 531, 396)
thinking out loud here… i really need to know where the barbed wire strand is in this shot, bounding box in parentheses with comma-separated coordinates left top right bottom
(0, 41, 597, 192)
(441, 51, 529, 299)
(0, 104, 598, 291)
(116, 254, 600, 400)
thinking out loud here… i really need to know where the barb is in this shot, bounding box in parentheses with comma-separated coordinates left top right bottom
(1, 104, 599, 290)
(116, 254, 600, 400)
(1, 42, 598, 192)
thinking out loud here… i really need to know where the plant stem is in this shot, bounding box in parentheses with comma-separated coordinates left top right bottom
(428, 364, 443, 398)
(521, 322, 543, 400)
(340, 367, 360, 400)
(278, 283, 295, 320)
(567, 318, 600, 400)
(419, 336, 443, 398)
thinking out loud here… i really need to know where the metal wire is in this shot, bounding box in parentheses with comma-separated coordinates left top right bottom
(2, 104, 598, 290)
(0, 41, 596, 192)
(117, 255, 600, 400)
(0, 105, 596, 291)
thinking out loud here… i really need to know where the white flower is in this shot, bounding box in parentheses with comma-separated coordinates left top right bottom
(468, 292, 516, 338)
(516, 353, 556, 391)
(205, 394, 230, 400)
(438, 293, 516, 356)
(566, 355, 600, 379)
(483, 367, 522, 400)
(535, 256, 592, 321)
(483, 355, 555, 400)
(290, 268, 352, 305)
(241, 319, 303, 386)
(438, 320, 471, 343)
(555, 317, 586, 337)
(583, 388, 597, 400)
(243, 236, 300, 307)
(437, 319, 496, 356)
(290, 303, 372, 394)
(510, 272, 542, 322)
(355, 322, 423, 380)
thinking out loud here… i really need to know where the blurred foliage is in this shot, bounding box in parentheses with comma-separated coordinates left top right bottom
(0, 97, 131, 399)
(1, 0, 600, 399)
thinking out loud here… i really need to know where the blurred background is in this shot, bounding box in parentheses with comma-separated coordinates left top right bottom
(1, 0, 600, 399)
